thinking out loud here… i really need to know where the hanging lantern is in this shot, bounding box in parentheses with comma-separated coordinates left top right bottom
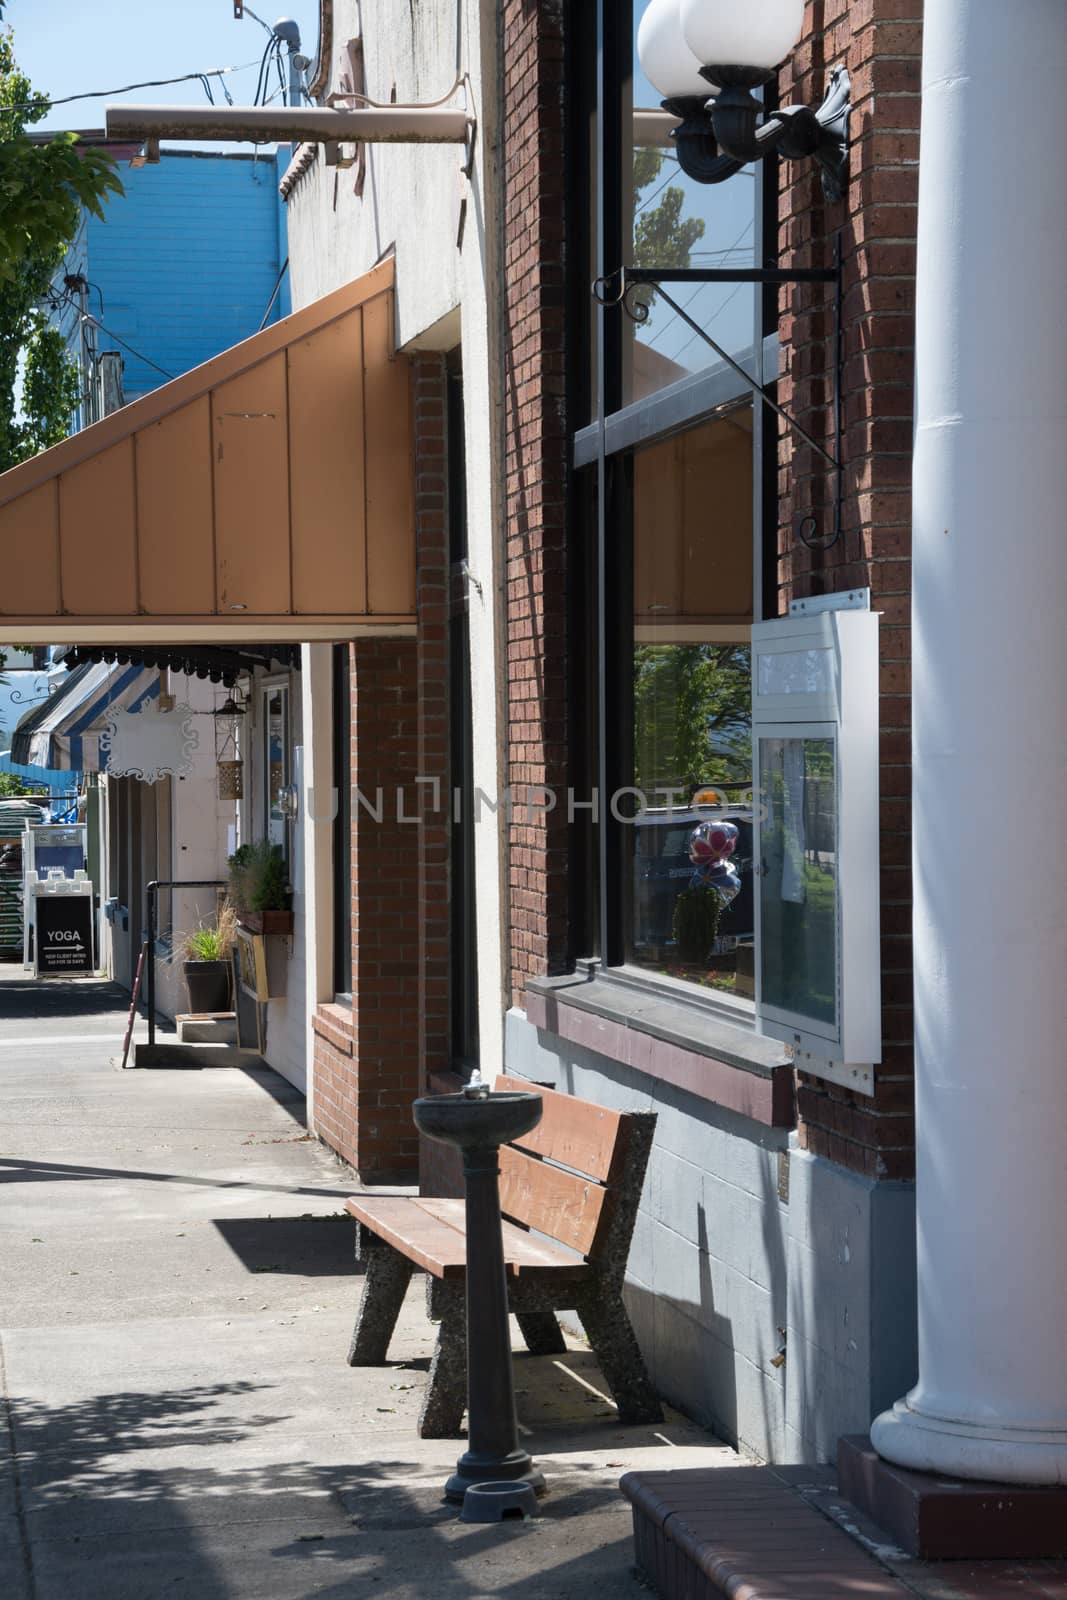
(213, 691, 246, 800)
(217, 760, 243, 800)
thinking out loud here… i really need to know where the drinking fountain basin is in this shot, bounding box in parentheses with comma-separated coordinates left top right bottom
(413, 1090, 542, 1151)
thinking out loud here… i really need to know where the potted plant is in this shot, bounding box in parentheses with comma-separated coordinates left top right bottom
(227, 839, 293, 935)
(180, 901, 237, 1013)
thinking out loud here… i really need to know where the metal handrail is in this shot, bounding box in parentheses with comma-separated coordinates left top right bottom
(145, 879, 226, 1046)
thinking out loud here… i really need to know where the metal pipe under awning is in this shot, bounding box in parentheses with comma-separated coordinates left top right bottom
(632, 109, 684, 146)
(105, 104, 472, 145)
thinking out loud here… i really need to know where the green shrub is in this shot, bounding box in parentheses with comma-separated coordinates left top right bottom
(227, 839, 289, 914)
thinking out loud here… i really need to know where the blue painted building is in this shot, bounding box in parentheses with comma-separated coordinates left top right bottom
(54, 145, 290, 422)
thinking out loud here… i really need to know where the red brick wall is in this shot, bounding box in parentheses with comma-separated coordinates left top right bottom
(503, 0, 571, 1005)
(412, 354, 462, 1196)
(778, 0, 921, 1178)
(312, 357, 451, 1183)
(311, 637, 420, 1179)
(312, 995, 358, 1164)
(412, 356, 451, 1095)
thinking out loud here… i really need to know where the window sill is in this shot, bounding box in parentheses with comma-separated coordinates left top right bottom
(313, 1001, 354, 1055)
(524, 966, 795, 1128)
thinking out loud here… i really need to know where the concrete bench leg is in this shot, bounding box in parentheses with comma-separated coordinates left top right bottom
(419, 1278, 466, 1439)
(346, 1239, 414, 1366)
(577, 1290, 664, 1425)
(516, 1311, 567, 1355)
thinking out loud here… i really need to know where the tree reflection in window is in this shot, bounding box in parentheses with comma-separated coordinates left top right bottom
(634, 643, 751, 795)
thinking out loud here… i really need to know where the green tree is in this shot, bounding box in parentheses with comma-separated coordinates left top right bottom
(0, 771, 36, 797)
(0, 3, 121, 470)
(632, 148, 705, 319)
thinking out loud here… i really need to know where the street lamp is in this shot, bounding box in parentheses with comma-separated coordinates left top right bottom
(637, 0, 850, 201)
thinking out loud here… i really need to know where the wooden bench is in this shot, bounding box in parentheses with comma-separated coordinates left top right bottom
(344, 1074, 664, 1438)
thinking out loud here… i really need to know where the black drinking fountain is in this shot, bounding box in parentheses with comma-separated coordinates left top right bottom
(412, 1074, 546, 1520)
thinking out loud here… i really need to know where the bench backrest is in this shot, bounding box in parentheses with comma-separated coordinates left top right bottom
(495, 1074, 655, 1269)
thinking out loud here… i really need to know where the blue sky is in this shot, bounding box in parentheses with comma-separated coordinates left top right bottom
(5, 0, 318, 139)
(631, 0, 760, 374)
(4, 1, 758, 372)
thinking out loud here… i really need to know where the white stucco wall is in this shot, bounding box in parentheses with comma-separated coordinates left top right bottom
(150, 677, 237, 1021)
(287, 0, 506, 1075)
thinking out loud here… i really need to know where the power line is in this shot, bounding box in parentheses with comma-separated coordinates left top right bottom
(258, 258, 289, 331)
(50, 290, 175, 380)
(0, 62, 260, 114)
(641, 217, 755, 357)
(239, 5, 280, 39)
(253, 35, 283, 107)
(668, 278, 748, 363)
(635, 169, 678, 217)
(82, 316, 174, 381)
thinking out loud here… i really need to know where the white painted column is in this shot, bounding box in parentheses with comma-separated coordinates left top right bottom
(870, 0, 1067, 1484)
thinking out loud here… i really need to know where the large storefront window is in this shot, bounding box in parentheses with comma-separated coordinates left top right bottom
(576, 0, 772, 1011)
(628, 406, 755, 993)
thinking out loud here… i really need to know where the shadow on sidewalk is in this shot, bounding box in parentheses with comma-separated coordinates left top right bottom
(0, 1153, 355, 1203)
(0, 970, 133, 1024)
(213, 1214, 357, 1277)
(8, 1378, 643, 1598)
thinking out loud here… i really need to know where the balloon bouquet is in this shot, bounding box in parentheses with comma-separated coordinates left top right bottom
(687, 818, 742, 912)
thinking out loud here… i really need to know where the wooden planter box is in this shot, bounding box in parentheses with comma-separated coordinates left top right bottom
(237, 909, 293, 936)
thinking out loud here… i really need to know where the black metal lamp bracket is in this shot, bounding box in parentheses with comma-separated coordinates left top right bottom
(593, 238, 844, 551)
(663, 67, 851, 205)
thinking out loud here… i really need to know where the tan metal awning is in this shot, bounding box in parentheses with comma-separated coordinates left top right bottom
(0, 259, 415, 645)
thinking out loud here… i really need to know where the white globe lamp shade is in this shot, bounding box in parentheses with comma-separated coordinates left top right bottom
(637, 0, 713, 100)
(680, 0, 805, 71)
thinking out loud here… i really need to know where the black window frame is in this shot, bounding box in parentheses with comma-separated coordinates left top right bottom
(575, 0, 780, 1009)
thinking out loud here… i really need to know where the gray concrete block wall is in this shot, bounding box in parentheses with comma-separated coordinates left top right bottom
(783, 1150, 917, 1462)
(505, 1008, 917, 1465)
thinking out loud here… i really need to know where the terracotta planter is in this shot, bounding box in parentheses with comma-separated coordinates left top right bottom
(237, 910, 293, 936)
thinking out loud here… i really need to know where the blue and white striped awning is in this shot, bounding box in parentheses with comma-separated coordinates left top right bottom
(12, 662, 159, 772)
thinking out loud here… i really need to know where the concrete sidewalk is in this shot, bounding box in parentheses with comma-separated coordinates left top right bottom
(0, 968, 735, 1599)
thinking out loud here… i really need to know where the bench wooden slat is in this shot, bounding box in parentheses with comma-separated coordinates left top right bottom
(498, 1144, 606, 1258)
(345, 1196, 469, 1279)
(418, 1197, 589, 1280)
(346, 1195, 590, 1282)
(496, 1073, 627, 1183)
